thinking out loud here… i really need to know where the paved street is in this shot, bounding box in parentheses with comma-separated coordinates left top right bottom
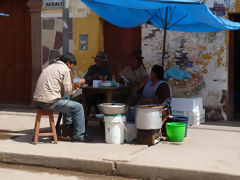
(0, 110, 240, 179)
(0, 163, 137, 180)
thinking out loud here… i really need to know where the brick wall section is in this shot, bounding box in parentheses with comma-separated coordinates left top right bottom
(42, 17, 73, 65)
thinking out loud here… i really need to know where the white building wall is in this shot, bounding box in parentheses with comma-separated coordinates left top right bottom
(142, 0, 235, 121)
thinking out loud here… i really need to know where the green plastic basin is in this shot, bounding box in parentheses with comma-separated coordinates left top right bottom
(166, 122, 186, 142)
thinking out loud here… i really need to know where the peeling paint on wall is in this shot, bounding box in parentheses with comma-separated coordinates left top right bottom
(41, 1, 102, 79)
(142, 2, 230, 121)
(40, 0, 240, 121)
(71, 0, 91, 18)
(233, 0, 240, 11)
(216, 46, 225, 67)
(42, 17, 74, 68)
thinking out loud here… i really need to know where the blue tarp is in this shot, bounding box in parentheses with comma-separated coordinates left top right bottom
(81, 0, 240, 32)
(164, 66, 192, 80)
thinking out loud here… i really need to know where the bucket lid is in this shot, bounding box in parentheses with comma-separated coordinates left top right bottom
(104, 114, 126, 117)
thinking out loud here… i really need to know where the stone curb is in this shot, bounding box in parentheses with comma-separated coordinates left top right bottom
(116, 163, 240, 180)
(0, 152, 114, 175)
(0, 151, 240, 180)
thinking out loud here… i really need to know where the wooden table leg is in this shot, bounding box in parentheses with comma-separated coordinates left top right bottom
(106, 91, 113, 103)
(82, 88, 88, 125)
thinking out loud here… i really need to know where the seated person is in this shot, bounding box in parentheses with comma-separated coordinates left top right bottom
(139, 65, 171, 106)
(115, 49, 148, 105)
(84, 51, 112, 116)
(33, 53, 87, 142)
(117, 49, 148, 88)
(84, 51, 112, 86)
(127, 65, 172, 122)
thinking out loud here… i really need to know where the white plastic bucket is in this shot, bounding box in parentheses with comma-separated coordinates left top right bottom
(124, 122, 137, 143)
(104, 114, 126, 144)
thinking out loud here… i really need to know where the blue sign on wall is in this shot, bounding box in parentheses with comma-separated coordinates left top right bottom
(44, 0, 63, 9)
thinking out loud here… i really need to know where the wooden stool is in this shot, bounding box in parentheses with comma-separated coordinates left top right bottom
(33, 109, 58, 144)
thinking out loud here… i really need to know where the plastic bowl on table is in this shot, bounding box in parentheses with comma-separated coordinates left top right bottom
(100, 81, 112, 87)
(166, 122, 186, 142)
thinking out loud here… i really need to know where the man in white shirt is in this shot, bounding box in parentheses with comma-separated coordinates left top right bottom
(33, 53, 87, 142)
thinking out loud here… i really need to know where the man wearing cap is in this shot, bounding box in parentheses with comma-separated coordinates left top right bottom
(84, 51, 112, 86)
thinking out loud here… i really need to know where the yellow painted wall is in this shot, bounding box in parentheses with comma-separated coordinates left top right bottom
(73, 13, 104, 78)
(233, 0, 240, 12)
(42, 8, 61, 14)
(40, 1, 104, 78)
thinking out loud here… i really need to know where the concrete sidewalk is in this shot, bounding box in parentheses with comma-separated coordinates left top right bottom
(0, 110, 240, 180)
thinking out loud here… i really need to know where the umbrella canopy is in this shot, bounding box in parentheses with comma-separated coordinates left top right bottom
(81, 0, 240, 31)
(81, 0, 240, 65)
(0, 13, 9, 17)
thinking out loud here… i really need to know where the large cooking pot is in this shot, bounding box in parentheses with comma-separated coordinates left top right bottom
(99, 103, 128, 115)
(136, 105, 164, 130)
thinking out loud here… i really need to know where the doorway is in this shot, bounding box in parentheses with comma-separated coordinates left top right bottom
(229, 13, 240, 121)
(0, 0, 31, 104)
(103, 20, 141, 75)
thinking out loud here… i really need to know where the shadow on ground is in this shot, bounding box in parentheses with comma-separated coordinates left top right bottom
(189, 120, 240, 133)
(0, 120, 107, 144)
(203, 120, 240, 127)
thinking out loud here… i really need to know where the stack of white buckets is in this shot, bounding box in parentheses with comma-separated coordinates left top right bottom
(99, 103, 127, 144)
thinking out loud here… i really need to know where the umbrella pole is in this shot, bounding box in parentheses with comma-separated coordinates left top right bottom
(162, 7, 168, 67)
(63, 0, 69, 54)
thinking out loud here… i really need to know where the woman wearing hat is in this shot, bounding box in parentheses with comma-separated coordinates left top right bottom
(118, 49, 148, 86)
(115, 49, 148, 105)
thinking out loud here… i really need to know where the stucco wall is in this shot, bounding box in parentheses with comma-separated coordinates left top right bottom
(72, 1, 104, 78)
(40, 0, 103, 78)
(39, 0, 239, 121)
(142, 0, 239, 121)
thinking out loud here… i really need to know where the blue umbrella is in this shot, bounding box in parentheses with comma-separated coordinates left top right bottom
(80, 0, 240, 66)
(0, 13, 9, 17)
